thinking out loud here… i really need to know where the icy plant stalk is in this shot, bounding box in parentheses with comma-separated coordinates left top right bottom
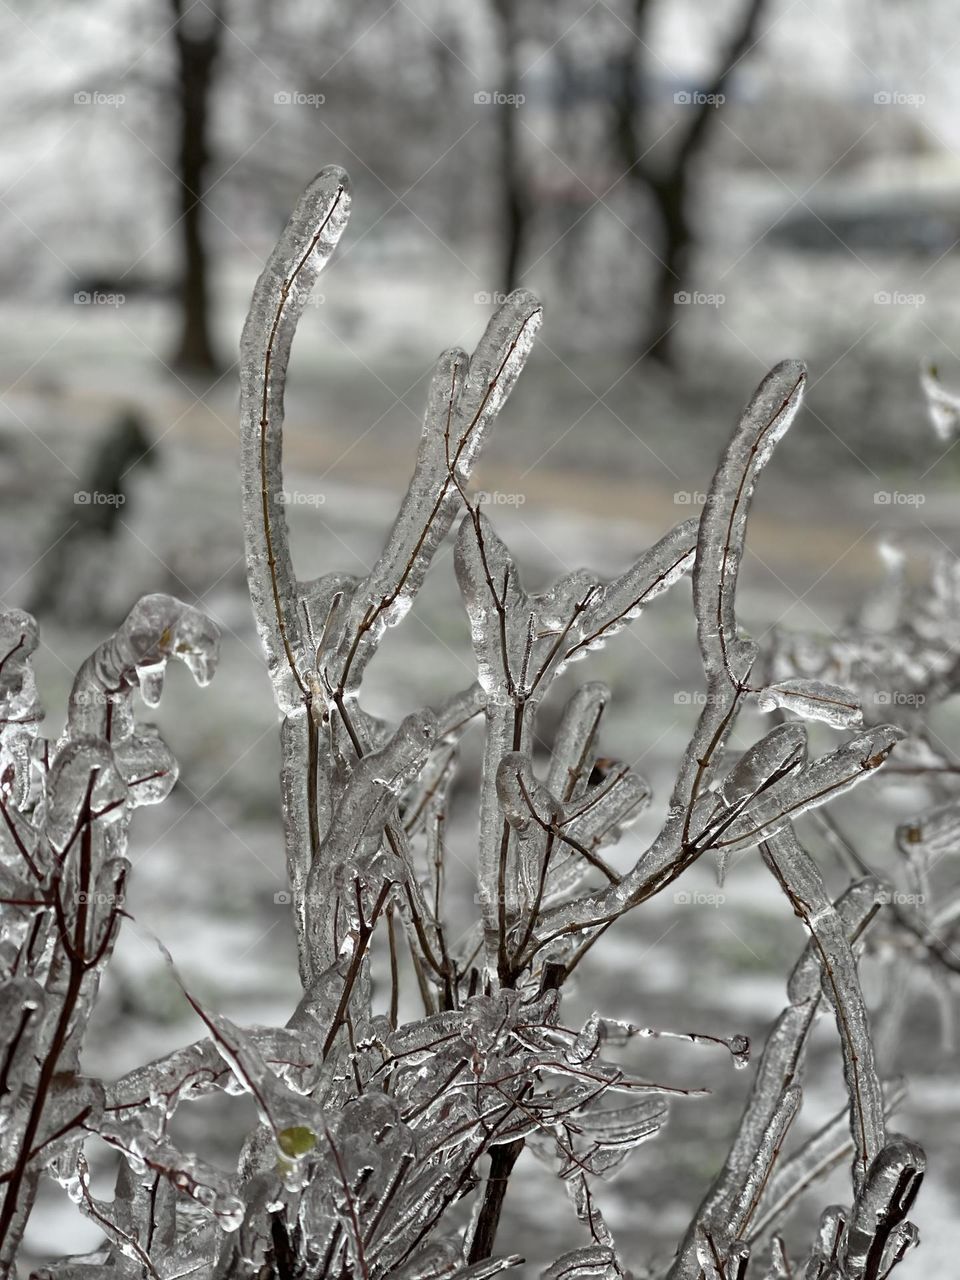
(0, 168, 926, 1279)
(0, 597, 222, 1271)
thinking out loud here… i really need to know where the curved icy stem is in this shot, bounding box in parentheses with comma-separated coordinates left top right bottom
(240, 165, 352, 713)
(761, 827, 885, 1192)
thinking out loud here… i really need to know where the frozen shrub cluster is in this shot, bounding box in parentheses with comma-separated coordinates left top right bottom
(765, 438, 960, 1048)
(0, 167, 928, 1277)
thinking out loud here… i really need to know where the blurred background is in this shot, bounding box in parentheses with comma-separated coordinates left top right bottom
(3, 0, 960, 1273)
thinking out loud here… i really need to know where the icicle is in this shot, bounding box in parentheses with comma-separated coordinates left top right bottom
(67, 594, 221, 743)
(111, 725, 178, 806)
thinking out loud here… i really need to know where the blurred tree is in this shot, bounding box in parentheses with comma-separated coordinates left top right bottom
(609, 0, 768, 363)
(490, 0, 529, 294)
(169, 0, 225, 374)
(27, 409, 156, 624)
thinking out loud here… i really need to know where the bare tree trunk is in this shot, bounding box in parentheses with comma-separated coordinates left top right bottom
(610, 0, 768, 364)
(169, 0, 224, 374)
(491, 0, 528, 294)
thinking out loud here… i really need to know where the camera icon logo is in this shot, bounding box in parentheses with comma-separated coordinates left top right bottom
(474, 91, 492, 105)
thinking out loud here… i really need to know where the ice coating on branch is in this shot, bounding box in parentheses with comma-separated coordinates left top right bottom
(561, 520, 697, 664)
(0, 596, 220, 1269)
(3, 167, 928, 1277)
(240, 166, 351, 712)
(841, 1139, 924, 1278)
(667, 868, 893, 1280)
(0, 610, 43, 812)
(719, 722, 808, 812)
(99, 1121, 244, 1230)
(322, 292, 543, 700)
(727, 1082, 801, 1239)
(756, 678, 862, 729)
(0, 609, 41, 731)
(752, 1078, 907, 1241)
(547, 683, 609, 803)
(762, 828, 885, 1192)
(715, 724, 903, 854)
(304, 709, 436, 977)
(111, 724, 179, 806)
(786, 876, 882, 1004)
(541, 1245, 619, 1279)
